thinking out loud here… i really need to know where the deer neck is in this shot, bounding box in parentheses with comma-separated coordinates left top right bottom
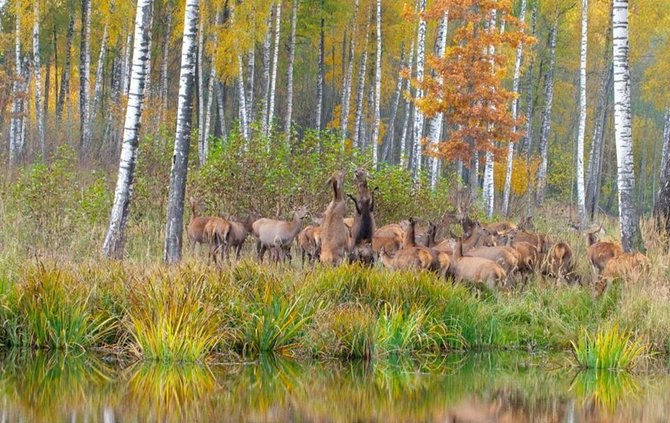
(333, 179, 343, 202)
(288, 214, 304, 239)
(404, 223, 417, 248)
(587, 233, 597, 247)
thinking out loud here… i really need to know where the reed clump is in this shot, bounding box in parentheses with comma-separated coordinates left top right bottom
(572, 324, 649, 370)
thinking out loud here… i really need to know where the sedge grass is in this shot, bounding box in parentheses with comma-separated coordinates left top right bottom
(572, 324, 649, 370)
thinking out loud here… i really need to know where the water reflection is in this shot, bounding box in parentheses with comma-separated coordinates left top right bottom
(0, 351, 667, 422)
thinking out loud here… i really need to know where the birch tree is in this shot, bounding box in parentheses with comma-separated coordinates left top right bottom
(315, 0, 325, 134)
(501, 0, 526, 215)
(92, 25, 109, 121)
(266, 0, 282, 135)
(237, 55, 250, 141)
(102, 0, 154, 259)
(411, 0, 427, 180)
(399, 40, 415, 167)
(481, 10, 497, 218)
(340, 0, 360, 146)
(535, 22, 557, 205)
(576, 0, 588, 227)
(80, 0, 92, 156)
(353, 18, 370, 150)
(612, 0, 643, 251)
(160, 5, 172, 122)
(427, 12, 448, 189)
(56, 16, 74, 122)
(33, 0, 46, 159)
(164, 0, 200, 263)
(9, 9, 23, 166)
(197, 18, 205, 165)
(381, 46, 406, 164)
(371, 0, 382, 167)
(285, 0, 298, 138)
(261, 9, 273, 136)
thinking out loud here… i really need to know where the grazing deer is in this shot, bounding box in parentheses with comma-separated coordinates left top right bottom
(449, 237, 506, 291)
(372, 223, 405, 256)
(225, 212, 260, 261)
(203, 217, 231, 265)
(252, 206, 309, 263)
(543, 242, 575, 281)
(320, 171, 348, 265)
(464, 245, 519, 282)
(378, 218, 439, 272)
(596, 252, 650, 295)
(187, 197, 212, 254)
(585, 225, 623, 274)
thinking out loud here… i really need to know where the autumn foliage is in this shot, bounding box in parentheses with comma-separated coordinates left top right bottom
(414, 0, 532, 169)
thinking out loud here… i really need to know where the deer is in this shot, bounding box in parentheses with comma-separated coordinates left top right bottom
(252, 206, 309, 263)
(297, 225, 321, 266)
(596, 251, 650, 295)
(372, 223, 405, 256)
(203, 217, 231, 265)
(448, 237, 506, 291)
(585, 225, 623, 274)
(320, 171, 348, 265)
(378, 218, 439, 272)
(484, 221, 518, 236)
(225, 212, 260, 261)
(543, 242, 575, 282)
(463, 242, 520, 282)
(416, 221, 438, 248)
(187, 197, 212, 255)
(347, 167, 377, 265)
(432, 224, 495, 255)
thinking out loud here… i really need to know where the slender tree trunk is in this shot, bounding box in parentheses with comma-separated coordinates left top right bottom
(382, 45, 405, 164)
(56, 15, 74, 122)
(315, 1, 325, 134)
(482, 10, 498, 218)
(501, 0, 527, 215)
(428, 12, 448, 189)
(53, 25, 59, 109)
(246, 47, 255, 122)
(575, 0, 588, 227)
(353, 20, 370, 150)
(659, 109, 670, 189)
(164, 0, 200, 264)
(285, 0, 298, 138)
(203, 9, 223, 160)
(536, 22, 557, 205)
(261, 9, 273, 136)
(92, 25, 109, 122)
(144, 1, 154, 98)
(197, 17, 205, 165)
(160, 7, 172, 123)
(400, 40, 416, 167)
(217, 81, 227, 137)
(102, 0, 154, 259)
(411, 0, 427, 181)
(340, 0, 360, 146)
(33, 0, 46, 159)
(9, 13, 23, 166)
(612, 0, 643, 251)
(237, 55, 250, 141)
(45, 55, 51, 134)
(523, 6, 537, 156)
(122, 33, 132, 96)
(371, 0, 382, 167)
(80, 0, 92, 156)
(267, 0, 282, 135)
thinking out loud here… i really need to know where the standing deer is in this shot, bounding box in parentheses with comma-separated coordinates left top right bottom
(585, 225, 623, 274)
(187, 197, 212, 255)
(226, 212, 260, 261)
(449, 237, 506, 291)
(203, 217, 230, 265)
(320, 171, 348, 265)
(378, 218, 439, 272)
(252, 206, 309, 263)
(347, 167, 377, 265)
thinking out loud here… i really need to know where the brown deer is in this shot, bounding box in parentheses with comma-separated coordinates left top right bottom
(347, 167, 377, 264)
(225, 212, 260, 261)
(432, 224, 495, 255)
(416, 221, 438, 248)
(320, 171, 348, 265)
(378, 218, 439, 272)
(596, 251, 650, 295)
(505, 240, 540, 273)
(464, 245, 519, 280)
(485, 221, 518, 236)
(585, 225, 623, 273)
(449, 238, 506, 290)
(543, 242, 575, 281)
(203, 217, 231, 265)
(297, 225, 321, 266)
(252, 206, 309, 263)
(187, 197, 212, 254)
(372, 223, 405, 256)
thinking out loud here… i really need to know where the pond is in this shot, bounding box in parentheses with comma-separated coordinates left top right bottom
(0, 351, 668, 422)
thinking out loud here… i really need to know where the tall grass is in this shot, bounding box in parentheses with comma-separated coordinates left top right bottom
(572, 324, 648, 370)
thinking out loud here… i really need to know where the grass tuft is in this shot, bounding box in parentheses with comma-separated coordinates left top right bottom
(571, 323, 648, 370)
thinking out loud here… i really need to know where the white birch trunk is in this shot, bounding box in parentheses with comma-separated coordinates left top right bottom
(102, 0, 154, 259)
(9, 13, 22, 166)
(92, 25, 108, 120)
(143, 1, 154, 97)
(80, 0, 92, 155)
(381, 50, 405, 163)
(285, 0, 298, 138)
(411, 0, 427, 181)
(353, 24, 369, 150)
(203, 9, 223, 160)
(246, 47, 255, 121)
(217, 81, 227, 137)
(501, 0, 527, 214)
(612, 0, 642, 251)
(372, 0, 382, 167)
(575, 0, 588, 227)
(399, 40, 415, 167)
(340, 0, 360, 146)
(315, 5, 325, 134)
(482, 10, 497, 218)
(428, 12, 448, 189)
(660, 109, 670, 187)
(56, 16, 74, 121)
(197, 17, 205, 165)
(261, 9, 272, 136)
(536, 23, 557, 205)
(164, 0, 200, 263)
(33, 0, 46, 159)
(267, 0, 282, 135)
(122, 33, 132, 96)
(237, 55, 250, 142)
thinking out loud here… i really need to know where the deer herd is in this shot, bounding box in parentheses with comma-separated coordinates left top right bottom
(187, 168, 649, 295)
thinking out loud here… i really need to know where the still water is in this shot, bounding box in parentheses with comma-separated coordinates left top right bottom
(0, 351, 668, 422)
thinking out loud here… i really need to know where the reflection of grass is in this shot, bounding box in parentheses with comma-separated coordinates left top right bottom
(571, 369, 641, 412)
(572, 324, 648, 370)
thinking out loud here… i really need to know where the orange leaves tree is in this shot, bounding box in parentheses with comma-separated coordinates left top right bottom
(415, 0, 530, 180)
